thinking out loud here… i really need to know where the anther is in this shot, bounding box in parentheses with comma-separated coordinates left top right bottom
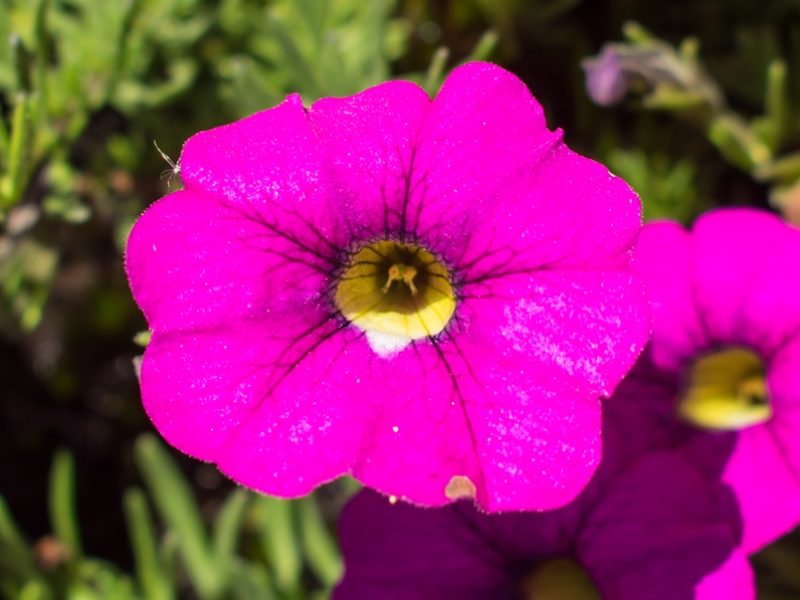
(382, 264, 419, 296)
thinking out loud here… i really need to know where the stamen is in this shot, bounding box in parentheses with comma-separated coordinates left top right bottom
(382, 264, 419, 295)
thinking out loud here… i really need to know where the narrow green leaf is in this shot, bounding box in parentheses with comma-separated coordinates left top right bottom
(3, 95, 32, 208)
(104, 0, 143, 104)
(228, 560, 277, 600)
(0, 496, 30, 559)
(48, 449, 82, 559)
(32, 0, 51, 108)
(0, 496, 36, 581)
(753, 151, 800, 183)
(297, 496, 342, 588)
(707, 113, 771, 171)
(0, 107, 9, 169)
(134, 435, 220, 598)
(467, 29, 498, 62)
(9, 35, 33, 93)
(423, 47, 449, 95)
(123, 488, 174, 600)
(212, 489, 248, 567)
(765, 61, 787, 131)
(756, 59, 789, 151)
(255, 496, 301, 594)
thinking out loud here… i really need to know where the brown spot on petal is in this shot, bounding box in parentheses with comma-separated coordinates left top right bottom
(445, 475, 476, 500)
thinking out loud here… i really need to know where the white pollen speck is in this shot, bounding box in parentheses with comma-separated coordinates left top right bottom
(152, 243, 157, 252)
(391, 425, 399, 433)
(388, 495, 398, 505)
(365, 330, 412, 357)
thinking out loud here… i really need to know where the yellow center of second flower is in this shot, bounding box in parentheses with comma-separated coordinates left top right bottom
(521, 559, 601, 600)
(334, 240, 456, 355)
(679, 347, 771, 430)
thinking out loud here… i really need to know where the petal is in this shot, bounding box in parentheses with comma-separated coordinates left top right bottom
(427, 270, 648, 511)
(719, 424, 800, 553)
(180, 94, 351, 249)
(140, 318, 370, 495)
(718, 340, 800, 552)
(694, 551, 755, 600)
(126, 190, 333, 332)
(582, 451, 742, 600)
(181, 95, 319, 209)
(462, 270, 649, 397)
(335, 490, 514, 600)
(308, 80, 431, 239)
(347, 265, 650, 512)
(349, 340, 483, 508)
(691, 208, 800, 356)
(633, 221, 709, 373)
(409, 62, 641, 272)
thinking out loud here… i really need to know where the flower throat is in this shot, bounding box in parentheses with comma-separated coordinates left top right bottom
(334, 240, 456, 355)
(679, 347, 771, 430)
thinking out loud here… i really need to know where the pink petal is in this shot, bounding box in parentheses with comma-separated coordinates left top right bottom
(308, 80, 431, 238)
(335, 491, 513, 600)
(179, 95, 352, 250)
(349, 340, 483, 508)
(462, 270, 648, 397)
(695, 551, 755, 600)
(583, 451, 742, 600)
(141, 318, 370, 495)
(410, 62, 641, 272)
(126, 190, 332, 332)
(447, 270, 647, 510)
(691, 209, 800, 355)
(348, 271, 648, 511)
(717, 339, 800, 552)
(633, 221, 708, 373)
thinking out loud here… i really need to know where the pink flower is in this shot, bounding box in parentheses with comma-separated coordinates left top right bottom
(335, 401, 751, 600)
(126, 62, 648, 511)
(632, 208, 800, 551)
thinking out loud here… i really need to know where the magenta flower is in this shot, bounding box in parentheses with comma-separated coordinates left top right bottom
(126, 62, 648, 511)
(632, 208, 800, 551)
(335, 401, 751, 600)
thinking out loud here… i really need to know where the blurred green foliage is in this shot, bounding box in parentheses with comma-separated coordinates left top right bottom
(1, 436, 354, 599)
(1, 0, 800, 599)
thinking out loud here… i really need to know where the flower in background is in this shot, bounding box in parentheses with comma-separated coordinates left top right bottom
(581, 46, 632, 107)
(581, 37, 723, 111)
(126, 62, 648, 512)
(335, 400, 750, 600)
(631, 208, 800, 551)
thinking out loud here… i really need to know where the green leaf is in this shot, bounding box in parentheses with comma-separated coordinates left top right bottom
(0, 496, 37, 585)
(212, 489, 248, 570)
(467, 29, 498, 62)
(134, 435, 221, 599)
(422, 47, 450, 95)
(254, 495, 301, 595)
(2, 95, 33, 209)
(123, 488, 174, 600)
(48, 449, 82, 559)
(753, 59, 789, 152)
(297, 496, 342, 588)
(707, 113, 771, 171)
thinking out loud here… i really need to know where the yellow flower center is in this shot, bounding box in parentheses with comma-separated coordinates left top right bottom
(679, 347, 771, 430)
(334, 240, 456, 355)
(521, 559, 601, 600)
